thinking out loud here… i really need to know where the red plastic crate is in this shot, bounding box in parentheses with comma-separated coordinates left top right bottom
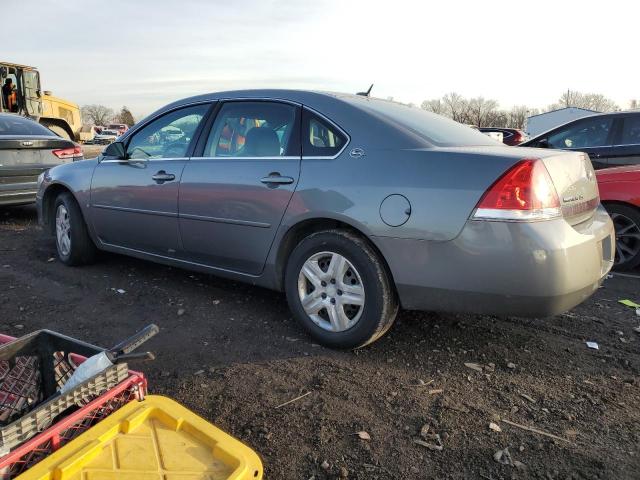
(0, 335, 147, 479)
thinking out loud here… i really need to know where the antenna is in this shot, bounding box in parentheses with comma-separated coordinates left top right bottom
(356, 83, 374, 97)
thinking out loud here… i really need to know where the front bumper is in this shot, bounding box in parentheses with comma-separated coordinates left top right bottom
(373, 204, 615, 317)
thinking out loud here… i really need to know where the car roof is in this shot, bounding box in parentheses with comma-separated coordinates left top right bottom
(157, 89, 361, 113)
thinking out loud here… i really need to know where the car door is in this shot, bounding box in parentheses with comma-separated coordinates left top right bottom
(90, 103, 211, 255)
(545, 115, 616, 169)
(178, 100, 301, 275)
(607, 115, 640, 166)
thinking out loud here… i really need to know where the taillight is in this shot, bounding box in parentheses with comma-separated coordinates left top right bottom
(52, 146, 83, 160)
(473, 159, 561, 221)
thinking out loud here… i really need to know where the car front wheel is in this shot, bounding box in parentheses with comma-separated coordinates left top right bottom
(53, 192, 97, 266)
(285, 230, 398, 349)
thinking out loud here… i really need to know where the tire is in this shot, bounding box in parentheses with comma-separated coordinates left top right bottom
(41, 121, 72, 141)
(604, 203, 640, 271)
(53, 192, 97, 266)
(284, 229, 398, 349)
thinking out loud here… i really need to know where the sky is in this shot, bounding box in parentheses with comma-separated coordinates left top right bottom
(6, 0, 639, 118)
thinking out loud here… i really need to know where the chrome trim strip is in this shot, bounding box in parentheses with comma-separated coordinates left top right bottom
(218, 96, 302, 107)
(611, 143, 640, 147)
(100, 157, 189, 163)
(472, 207, 561, 222)
(194, 156, 299, 161)
(302, 105, 351, 160)
(0, 190, 37, 197)
(179, 213, 270, 228)
(92, 204, 177, 218)
(98, 241, 260, 278)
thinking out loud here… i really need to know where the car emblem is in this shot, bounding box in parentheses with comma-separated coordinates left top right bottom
(349, 148, 365, 158)
(563, 193, 584, 203)
(21, 141, 33, 146)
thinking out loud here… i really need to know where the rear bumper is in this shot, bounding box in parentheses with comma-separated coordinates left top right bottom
(0, 181, 38, 206)
(373, 204, 615, 317)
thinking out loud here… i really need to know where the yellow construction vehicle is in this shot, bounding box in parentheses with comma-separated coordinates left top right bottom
(0, 62, 86, 141)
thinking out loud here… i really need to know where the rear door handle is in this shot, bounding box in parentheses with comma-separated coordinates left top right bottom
(260, 173, 294, 186)
(152, 170, 176, 183)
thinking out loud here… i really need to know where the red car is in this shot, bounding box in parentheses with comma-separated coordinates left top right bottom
(479, 127, 528, 146)
(597, 165, 640, 270)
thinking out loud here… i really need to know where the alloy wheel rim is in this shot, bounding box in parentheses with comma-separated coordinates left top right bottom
(55, 205, 71, 257)
(297, 251, 365, 332)
(611, 212, 640, 266)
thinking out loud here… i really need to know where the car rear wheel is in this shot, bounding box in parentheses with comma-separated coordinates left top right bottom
(53, 192, 97, 266)
(605, 203, 640, 271)
(285, 230, 398, 349)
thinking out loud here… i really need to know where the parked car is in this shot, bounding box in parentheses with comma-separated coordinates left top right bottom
(597, 165, 640, 270)
(480, 127, 528, 146)
(36, 90, 614, 348)
(521, 111, 640, 169)
(93, 129, 119, 145)
(107, 123, 129, 136)
(0, 113, 82, 206)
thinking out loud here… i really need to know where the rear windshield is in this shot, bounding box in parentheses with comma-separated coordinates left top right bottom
(348, 98, 499, 147)
(0, 115, 55, 136)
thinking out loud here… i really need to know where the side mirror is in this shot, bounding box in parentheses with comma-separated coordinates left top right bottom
(535, 138, 550, 148)
(103, 142, 126, 159)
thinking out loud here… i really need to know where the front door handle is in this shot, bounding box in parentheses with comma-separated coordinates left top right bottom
(260, 173, 294, 187)
(152, 170, 176, 183)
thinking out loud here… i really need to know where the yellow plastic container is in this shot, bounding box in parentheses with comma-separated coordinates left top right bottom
(18, 395, 263, 480)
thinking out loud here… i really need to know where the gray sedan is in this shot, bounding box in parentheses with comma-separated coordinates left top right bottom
(0, 113, 82, 206)
(36, 90, 614, 348)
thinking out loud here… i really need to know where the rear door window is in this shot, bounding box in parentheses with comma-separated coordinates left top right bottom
(547, 116, 614, 149)
(302, 109, 347, 157)
(620, 116, 640, 145)
(203, 101, 299, 158)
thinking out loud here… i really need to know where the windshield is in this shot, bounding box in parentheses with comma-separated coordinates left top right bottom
(347, 97, 499, 147)
(0, 115, 56, 136)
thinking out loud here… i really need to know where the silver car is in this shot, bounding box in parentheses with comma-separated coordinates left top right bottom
(36, 90, 614, 348)
(0, 113, 82, 206)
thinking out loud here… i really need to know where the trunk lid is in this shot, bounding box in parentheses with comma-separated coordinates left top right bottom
(532, 149, 600, 225)
(0, 135, 77, 180)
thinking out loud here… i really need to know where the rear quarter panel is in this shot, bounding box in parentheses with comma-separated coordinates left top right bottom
(281, 147, 526, 242)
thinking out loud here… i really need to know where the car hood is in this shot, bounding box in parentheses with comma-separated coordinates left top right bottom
(596, 164, 640, 182)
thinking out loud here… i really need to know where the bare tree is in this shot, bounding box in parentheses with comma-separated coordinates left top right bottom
(546, 90, 619, 113)
(507, 105, 531, 129)
(467, 97, 499, 127)
(421, 99, 445, 115)
(81, 104, 114, 126)
(442, 92, 471, 124)
(419, 93, 538, 129)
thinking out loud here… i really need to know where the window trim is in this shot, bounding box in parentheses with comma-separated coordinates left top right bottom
(193, 98, 302, 160)
(301, 106, 351, 160)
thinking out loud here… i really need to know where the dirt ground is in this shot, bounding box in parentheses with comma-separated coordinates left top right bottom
(1, 205, 639, 480)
